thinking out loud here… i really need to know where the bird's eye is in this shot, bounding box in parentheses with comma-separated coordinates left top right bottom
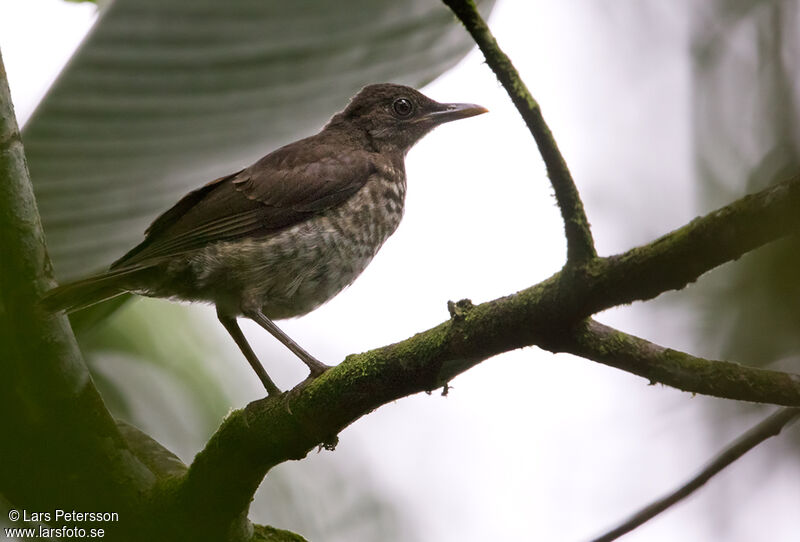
(392, 98, 414, 117)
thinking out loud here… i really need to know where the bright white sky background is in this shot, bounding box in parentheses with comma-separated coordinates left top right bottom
(2, 1, 799, 541)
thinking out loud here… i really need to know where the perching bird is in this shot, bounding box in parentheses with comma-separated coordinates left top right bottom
(41, 83, 487, 395)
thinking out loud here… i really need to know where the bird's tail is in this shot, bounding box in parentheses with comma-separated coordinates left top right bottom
(40, 268, 146, 314)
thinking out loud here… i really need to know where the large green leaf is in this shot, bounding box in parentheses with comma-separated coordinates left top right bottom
(25, 0, 493, 280)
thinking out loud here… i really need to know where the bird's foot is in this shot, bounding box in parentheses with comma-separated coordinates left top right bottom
(283, 365, 331, 413)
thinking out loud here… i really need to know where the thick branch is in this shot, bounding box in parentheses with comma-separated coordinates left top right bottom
(576, 176, 800, 315)
(591, 407, 800, 542)
(0, 49, 153, 535)
(442, 0, 596, 264)
(178, 175, 800, 535)
(551, 320, 800, 405)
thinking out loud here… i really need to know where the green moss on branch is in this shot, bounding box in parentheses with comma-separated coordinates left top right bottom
(178, 175, 800, 534)
(559, 320, 800, 405)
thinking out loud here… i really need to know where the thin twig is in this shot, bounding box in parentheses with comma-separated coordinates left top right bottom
(442, 0, 597, 264)
(590, 407, 800, 542)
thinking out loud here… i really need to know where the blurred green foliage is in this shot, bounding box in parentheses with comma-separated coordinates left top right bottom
(692, 1, 800, 372)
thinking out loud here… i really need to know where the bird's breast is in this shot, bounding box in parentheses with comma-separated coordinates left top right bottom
(324, 169, 407, 257)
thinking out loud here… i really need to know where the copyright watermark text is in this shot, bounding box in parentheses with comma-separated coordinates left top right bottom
(4, 509, 118, 539)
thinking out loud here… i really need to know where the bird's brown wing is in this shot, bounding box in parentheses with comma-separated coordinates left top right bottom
(111, 139, 377, 269)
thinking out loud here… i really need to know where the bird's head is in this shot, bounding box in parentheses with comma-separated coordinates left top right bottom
(328, 83, 487, 154)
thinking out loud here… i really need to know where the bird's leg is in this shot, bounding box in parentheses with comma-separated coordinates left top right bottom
(246, 309, 330, 377)
(217, 308, 281, 395)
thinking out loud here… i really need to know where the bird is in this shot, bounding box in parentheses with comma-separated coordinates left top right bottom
(41, 83, 487, 395)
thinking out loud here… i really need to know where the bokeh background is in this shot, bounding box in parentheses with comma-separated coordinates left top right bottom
(2, 1, 799, 541)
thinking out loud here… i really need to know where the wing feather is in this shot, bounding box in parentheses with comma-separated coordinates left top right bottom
(111, 135, 377, 270)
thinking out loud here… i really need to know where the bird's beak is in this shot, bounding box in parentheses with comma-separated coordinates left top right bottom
(419, 102, 489, 125)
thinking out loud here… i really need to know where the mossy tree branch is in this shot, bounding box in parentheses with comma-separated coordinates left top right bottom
(552, 319, 800, 405)
(177, 175, 800, 537)
(442, 0, 596, 265)
(575, 177, 800, 315)
(0, 50, 155, 539)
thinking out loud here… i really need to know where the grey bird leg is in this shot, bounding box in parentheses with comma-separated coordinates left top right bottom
(247, 309, 330, 377)
(217, 308, 281, 395)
